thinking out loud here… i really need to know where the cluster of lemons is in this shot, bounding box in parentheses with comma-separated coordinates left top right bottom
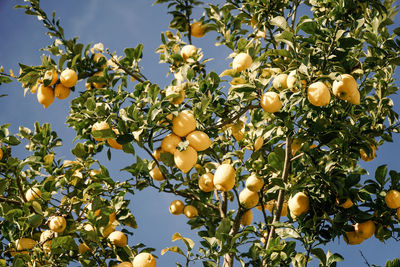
(91, 121, 123, 150)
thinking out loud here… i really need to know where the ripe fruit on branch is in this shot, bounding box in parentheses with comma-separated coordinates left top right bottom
(169, 200, 185, 215)
(385, 190, 400, 209)
(115, 262, 133, 267)
(60, 69, 78, 87)
(186, 131, 212, 151)
(253, 137, 264, 151)
(150, 166, 164, 181)
(213, 163, 236, 191)
(174, 145, 197, 173)
(91, 121, 110, 142)
(25, 187, 41, 202)
(240, 210, 253, 226)
(54, 83, 70, 100)
(344, 231, 364, 245)
(354, 220, 375, 239)
(78, 243, 92, 254)
(40, 230, 54, 251)
(260, 92, 282, 113)
(245, 173, 264, 192)
(37, 85, 55, 108)
(337, 198, 353, 209)
(184, 205, 198, 218)
(239, 188, 259, 209)
(152, 148, 163, 161)
(307, 81, 331, 107)
(288, 192, 309, 217)
(166, 85, 185, 105)
(92, 71, 106, 89)
(232, 53, 252, 72)
(16, 238, 36, 251)
(161, 133, 181, 154)
(49, 216, 67, 233)
(172, 110, 197, 137)
(107, 129, 123, 150)
(108, 231, 128, 247)
(44, 69, 58, 86)
(198, 173, 214, 192)
(360, 144, 376, 162)
(332, 74, 360, 105)
(180, 45, 197, 62)
(191, 21, 206, 38)
(133, 252, 157, 267)
(272, 74, 288, 90)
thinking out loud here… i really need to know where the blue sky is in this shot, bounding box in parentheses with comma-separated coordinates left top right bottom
(0, 1, 399, 266)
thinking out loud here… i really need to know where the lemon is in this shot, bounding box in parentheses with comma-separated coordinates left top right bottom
(245, 173, 264, 192)
(184, 205, 198, 218)
(107, 129, 123, 150)
(60, 69, 78, 87)
(344, 231, 364, 245)
(253, 137, 264, 151)
(150, 166, 164, 181)
(44, 69, 58, 86)
(198, 173, 214, 192)
(272, 74, 288, 90)
(232, 53, 252, 72)
(240, 210, 253, 226)
(307, 81, 331, 107)
(166, 85, 185, 105)
(40, 230, 54, 252)
(337, 198, 353, 209)
(133, 252, 157, 267)
(169, 200, 185, 215)
(37, 84, 55, 108)
(213, 163, 236, 191)
(360, 144, 376, 162)
(239, 188, 259, 209)
(288, 192, 310, 217)
(354, 220, 375, 239)
(172, 110, 197, 137)
(115, 262, 133, 267)
(108, 231, 128, 247)
(16, 238, 36, 251)
(260, 91, 282, 113)
(49, 216, 67, 233)
(91, 121, 110, 142)
(152, 147, 163, 161)
(181, 45, 197, 62)
(54, 83, 71, 99)
(161, 133, 181, 154)
(174, 145, 197, 173)
(332, 74, 360, 105)
(191, 21, 206, 38)
(385, 190, 400, 209)
(25, 187, 41, 202)
(186, 131, 212, 151)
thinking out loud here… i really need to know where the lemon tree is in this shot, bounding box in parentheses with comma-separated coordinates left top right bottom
(1, 0, 400, 266)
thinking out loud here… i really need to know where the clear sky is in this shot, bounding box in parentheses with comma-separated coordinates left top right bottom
(0, 1, 399, 266)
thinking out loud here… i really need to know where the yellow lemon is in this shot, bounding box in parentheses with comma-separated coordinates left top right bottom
(78, 243, 92, 254)
(272, 74, 288, 90)
(288, 192, 310, 217)
(287, 70, 297, 89)
(261, 92, 282, 113)
(108, 231, 128, 247)
(232, 130, 244, 141)
(37, 84, 55, 108)
(239, 188, 259, 209)
(91, 121, 110, 142)
(186, 131, 212, 151)
(214, 164, 236, 191)
(354, 220, 375, 239)
(240, 210, 253, 226)
(60, 69, 78, 87)
(307, 81, 331, 107)
(172, 110, 197, 137)
(245, 173, 264, 192)
(360, 144, 376, 162)
(54, 83, 71, 100)
(153, 147, 163, 161)
(166, 85, 185, 105)
(133, 252, 157, 267)
(107, 129, 123, 150)
(169, 200, 185, 215)
(232, 53, 252, 72)
(93, 53, 107, 68)
(25, 187, 41, 202)
(49, 216, 67, 233)
(332, 74, 360, 105)
(385, 190, 400, 209)
(161, 133, 181, 154)
(337, 198, 353, 209)
(174, 145, 198, 173)
(115, 262, 133, 267)
(16, 238, 36, 251)
(181, 45, 197, 62)
(198, 173, 214, 192)
(344, 231, 364, 245)
(101, 224, 115, 237)
(184, 205, 198, 218)
(40, 230, 54, 251)
(253, 136, 264, 151)
(150, 166, 164, 181)
(191, 21, 206, 38)
(44, 69, 58, 86)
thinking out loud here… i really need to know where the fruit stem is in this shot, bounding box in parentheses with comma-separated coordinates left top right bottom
(265, 137, 292, 256)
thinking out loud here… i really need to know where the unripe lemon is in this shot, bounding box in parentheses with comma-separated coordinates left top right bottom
(344, 231, 364, 245)
(25, 187, 41, 202)
(186, 131, 212, 151)
(337, 198, 353, 209)
(354, 220, 375, 239)
(115, 262, 133, 267)
(49, 216, 67, 233)
(133, 252, 157, 267)
(232, 53, 252, 72)
(109, 231, 127, 247)
(180, 45, 197, 62)
(166, 85, 185, 105)
(184, 205, 198, 218)
(240, 209, 253, 226)
(198, 173, 214, 192)
(385, 190, 400, 209)
(107, 129, 123, 150)
(239, 188, 259, 209)
(44, 69, 58, 86)
(332, 74, 359, 105)
(307, 81, 331, 107)
(174, 145, 197, 173)
(213, 164, 236, 191)
(288, 192, 310, 217)
(60, 69, 78, 87)
(245, 173, 264, 192)
(150, 166, 164, 181)
(54, 83, 70, 100)
(253, 137, 264, 151)
(161, 133, 181, 154)
(40, 230, 53, 251)
(78, 243, 92, 254)
(272, 74, 288, 90)
(261, 92, 282, 113)
(169, 200, 185, 215)
(360, 144, 376, 162)
(152, 147, 163, 161)
(91, 121, 110, 141)
(16, 238, 36, 251)
(37, 84, 55, 108)
(191, 21, 206, 38)
(172, 110, 197, 137)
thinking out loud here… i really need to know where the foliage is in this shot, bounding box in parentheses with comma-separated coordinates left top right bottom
(1, 0, 400, 266)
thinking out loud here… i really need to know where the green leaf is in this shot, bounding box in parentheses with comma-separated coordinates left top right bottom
(375, 165, 387, 186)
(216, 217, 231, 242)
(71, 143, 88, 159)
(270, 16, 289, 31)
(51, 236, 78, 250)
(268, 152, 284, 171)
(311, 248, 326, 265)
(296, 18, 317, 34)
(326, 251, 344, 265)
(160, 246, 184, 256)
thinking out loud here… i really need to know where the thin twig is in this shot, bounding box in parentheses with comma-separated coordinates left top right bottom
(212, 105, 258, 130)
(106, 51, 146, 83)
(359, 250, 371, 267)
